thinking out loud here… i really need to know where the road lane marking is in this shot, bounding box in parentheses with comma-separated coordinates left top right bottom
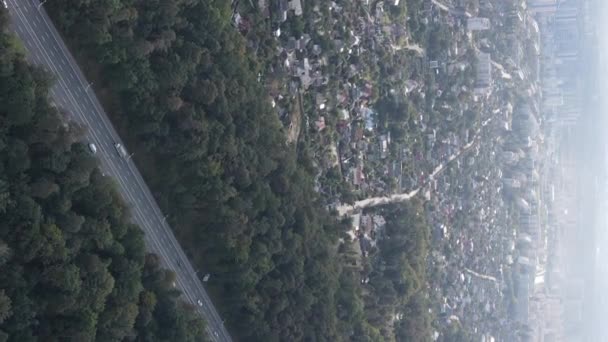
(126, 161, 229, 329)
(35, 9, 136, 158)
(127, 166, 223, 312)
(10, 8, 122, 168)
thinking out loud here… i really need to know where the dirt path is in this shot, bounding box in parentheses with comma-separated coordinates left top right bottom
(286, 92, 303, 144)
(336, 117, 494, 216)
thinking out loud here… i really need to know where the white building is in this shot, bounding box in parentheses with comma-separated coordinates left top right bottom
(467, 17, 491, 31)
(288, 0, 302, 16)
(503, 178, 521, 188)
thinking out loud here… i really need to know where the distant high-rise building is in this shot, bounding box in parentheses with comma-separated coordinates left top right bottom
(503, 178, 521, 188)
(467, 17, 491, 30)
(474, 52, 492, 94)
(543, 92, 564, 107)
(516, 273, 532, 323)
(528, 291, 565, 342)
(528, 0, 557, 15)
(553, 21, 579, 59)
(529, 0, 556, 6)
(554, 0, 578, 22)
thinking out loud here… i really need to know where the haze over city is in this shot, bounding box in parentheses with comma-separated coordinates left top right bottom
(0, 0, 604, 341)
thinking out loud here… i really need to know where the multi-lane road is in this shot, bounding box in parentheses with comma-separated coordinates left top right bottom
(4, 1, 231, 341)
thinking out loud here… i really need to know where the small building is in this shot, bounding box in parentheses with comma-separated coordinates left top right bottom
(293, 58, 312, 88)
(350, 213, 361, 231)
(277, 0, 289, 22)
(315, 117, 326, 131)
(379, 135, 389, 159)
(404, 79, 420, 94)
(289, 0, 303, 16)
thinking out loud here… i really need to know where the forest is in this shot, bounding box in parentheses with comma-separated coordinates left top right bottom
(371, 202, 433, 341)
(0, 10, 206, 342)
(45, 0, 363, 339)
(41, 0, 435, 340)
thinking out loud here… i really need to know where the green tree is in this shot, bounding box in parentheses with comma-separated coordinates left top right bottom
(0, 291, 11, 324)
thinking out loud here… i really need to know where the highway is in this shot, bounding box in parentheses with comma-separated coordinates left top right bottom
(4, 1, 232, 341)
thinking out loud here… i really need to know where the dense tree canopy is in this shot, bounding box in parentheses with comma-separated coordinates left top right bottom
(43, 0, 437, 340)
(0, 11, 206, 342)
(372, 202, 433, 341)
(45, 0, 371, 340)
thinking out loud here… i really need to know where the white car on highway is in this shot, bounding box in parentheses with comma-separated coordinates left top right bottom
(88, 143, 98, 154)
(114, 142, 128, 158)
(2, 0, 7, 9)
(197, 299, 203, 307)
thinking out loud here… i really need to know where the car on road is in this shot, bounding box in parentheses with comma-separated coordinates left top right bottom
(88, 143, 98, 154)
(197, 299, 203, 307)
(114, 142, 128, 158)
(2, 0, 7, 9)
(213, 331, 219, 337)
